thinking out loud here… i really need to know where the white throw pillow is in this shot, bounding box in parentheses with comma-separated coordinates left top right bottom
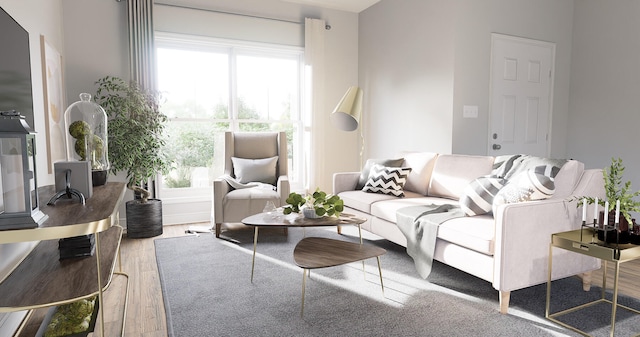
(232, 156, 278, 185)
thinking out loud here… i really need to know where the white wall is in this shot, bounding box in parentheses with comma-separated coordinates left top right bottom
(359, 0, 456, 158)
(360, 0, 575, 159)
(452, 0, 574, 157)
(62, 0, 129, 105)
(0, 1, 64, 334)
(567, 0, 640, 219)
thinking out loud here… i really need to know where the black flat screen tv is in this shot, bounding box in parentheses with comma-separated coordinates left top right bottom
(0, 6, 34, 129)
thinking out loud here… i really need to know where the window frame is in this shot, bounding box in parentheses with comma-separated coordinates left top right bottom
(155, 33, 306, 202)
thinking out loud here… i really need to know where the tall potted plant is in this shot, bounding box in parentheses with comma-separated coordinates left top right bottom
(94, 76, 170, 238)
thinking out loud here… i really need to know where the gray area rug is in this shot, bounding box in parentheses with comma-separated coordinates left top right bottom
(155, 227, 640, 337)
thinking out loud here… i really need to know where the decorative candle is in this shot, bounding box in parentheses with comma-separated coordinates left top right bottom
(594, 197, 598, 221)
(615, 199, 620, 224)
(604, 201, 609, 226)
(582, 198, 587, 222)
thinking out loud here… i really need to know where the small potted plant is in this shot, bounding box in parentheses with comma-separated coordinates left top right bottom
(578, 157, 640, 243)
(282, 188, 344, 218)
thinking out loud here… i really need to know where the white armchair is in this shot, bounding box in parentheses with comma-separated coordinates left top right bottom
(212, 131, 290, 238)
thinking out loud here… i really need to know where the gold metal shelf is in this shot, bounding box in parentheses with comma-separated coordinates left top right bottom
(0, 182, 128, 337)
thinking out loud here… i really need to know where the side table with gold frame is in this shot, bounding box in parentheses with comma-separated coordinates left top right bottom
(546, 228, 640, 337)
(0, 183, 128, 337)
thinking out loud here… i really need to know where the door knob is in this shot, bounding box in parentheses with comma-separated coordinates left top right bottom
(492, 144, 501, 150)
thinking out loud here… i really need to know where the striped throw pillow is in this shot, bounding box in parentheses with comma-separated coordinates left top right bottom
(363, 164, 412, 197)
(459, 176, 508, 216)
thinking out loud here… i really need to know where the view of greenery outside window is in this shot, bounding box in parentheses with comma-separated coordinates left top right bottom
(156, 35, 304, 200)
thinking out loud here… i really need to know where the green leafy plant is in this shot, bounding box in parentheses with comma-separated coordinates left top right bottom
(94, 76, 170, 202)
(282, 188, 344, 217)
(578, 157, 640, 224)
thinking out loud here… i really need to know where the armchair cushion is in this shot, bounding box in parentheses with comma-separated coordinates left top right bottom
(231, 156, 278, 185)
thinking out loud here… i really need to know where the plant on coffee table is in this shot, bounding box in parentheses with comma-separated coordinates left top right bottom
(282, 188, 344, 217)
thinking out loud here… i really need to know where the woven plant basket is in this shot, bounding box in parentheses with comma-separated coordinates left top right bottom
(126, 199, 163, 238)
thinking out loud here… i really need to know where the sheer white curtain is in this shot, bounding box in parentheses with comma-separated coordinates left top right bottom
(304, 18, 326, 191)
(128, 0, 156, 91)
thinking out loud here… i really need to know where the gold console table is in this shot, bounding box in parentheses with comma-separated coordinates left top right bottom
(0, 182, 128, 337)
(546, 228, 640, 337)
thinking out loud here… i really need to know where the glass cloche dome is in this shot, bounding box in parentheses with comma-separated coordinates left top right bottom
(64, 93, 110, 185)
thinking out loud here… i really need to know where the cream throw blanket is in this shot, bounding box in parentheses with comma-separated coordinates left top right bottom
(219, 174, 275, 191)
(396, 204, 465, 278)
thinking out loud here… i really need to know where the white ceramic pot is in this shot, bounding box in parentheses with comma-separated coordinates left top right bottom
(303, 208, 322, 219)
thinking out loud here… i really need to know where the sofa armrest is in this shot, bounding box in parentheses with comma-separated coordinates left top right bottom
(333, 172, 360, 195)
(277, 175, 290, 207)
(492, 197, 599, 292)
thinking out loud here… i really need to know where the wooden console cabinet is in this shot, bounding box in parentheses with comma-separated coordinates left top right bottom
(0, 182, 128, 337)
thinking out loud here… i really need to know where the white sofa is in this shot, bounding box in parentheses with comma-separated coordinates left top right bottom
(333, 152, 605, 314)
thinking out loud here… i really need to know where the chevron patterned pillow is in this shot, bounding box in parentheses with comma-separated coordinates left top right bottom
(362, 164, 412, 197)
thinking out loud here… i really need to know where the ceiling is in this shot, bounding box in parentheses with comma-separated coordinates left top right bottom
(280, 0, 380, 13)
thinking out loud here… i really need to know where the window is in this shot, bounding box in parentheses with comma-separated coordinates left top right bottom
(156, 34, 305, 201)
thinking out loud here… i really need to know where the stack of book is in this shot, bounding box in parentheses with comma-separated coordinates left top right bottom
(58, 234, 95, 260)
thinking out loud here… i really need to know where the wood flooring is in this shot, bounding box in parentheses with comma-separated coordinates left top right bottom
(16, 223, 640, 336)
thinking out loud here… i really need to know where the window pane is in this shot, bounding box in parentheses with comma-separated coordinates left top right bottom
(157, 48, 229, 119)
(156, 36, 305, 196)
(236, 55, 298, 121)
(161, 121, 226, 189)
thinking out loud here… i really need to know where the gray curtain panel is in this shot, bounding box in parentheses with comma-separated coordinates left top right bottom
(127, 0, 156, 91)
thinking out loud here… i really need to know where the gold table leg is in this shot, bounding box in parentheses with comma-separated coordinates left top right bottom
(610, 261, 620, 337)
(546, 244, 640, 336)
(376, 256, 385, 296)
(251, 226, 259, 283)
(301, 269, 307, 317)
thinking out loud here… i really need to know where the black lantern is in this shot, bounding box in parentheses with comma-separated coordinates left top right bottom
(0, 110, 47, 230)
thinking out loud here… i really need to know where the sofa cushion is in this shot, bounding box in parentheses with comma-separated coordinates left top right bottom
(438, 215, 495, 255)
(459, 176, 507, 216)
(429, 155, 495, 200)
(363, 164, 412, 197)
(339, 190, 424, 214)
(401, 152, 438, 195)
(356, 158, 405, 190)
(370, 196, 454, 223)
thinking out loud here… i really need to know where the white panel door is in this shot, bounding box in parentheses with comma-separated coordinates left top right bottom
(488, 34, 555, 157)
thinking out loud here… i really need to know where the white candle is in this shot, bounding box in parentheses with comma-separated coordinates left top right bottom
(582, 198, 587, 222)
(594, 197, 598, 221)
(604, 201, 609, 226)
(615, 199, 620, 224)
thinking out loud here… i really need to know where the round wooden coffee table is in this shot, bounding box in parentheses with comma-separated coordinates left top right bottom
(242, 211, 366, 282)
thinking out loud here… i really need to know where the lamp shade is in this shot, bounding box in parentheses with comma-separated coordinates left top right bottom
(330, 86, 363, 131)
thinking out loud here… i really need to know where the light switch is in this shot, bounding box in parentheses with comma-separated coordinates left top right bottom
(463, 105, 478, 118)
